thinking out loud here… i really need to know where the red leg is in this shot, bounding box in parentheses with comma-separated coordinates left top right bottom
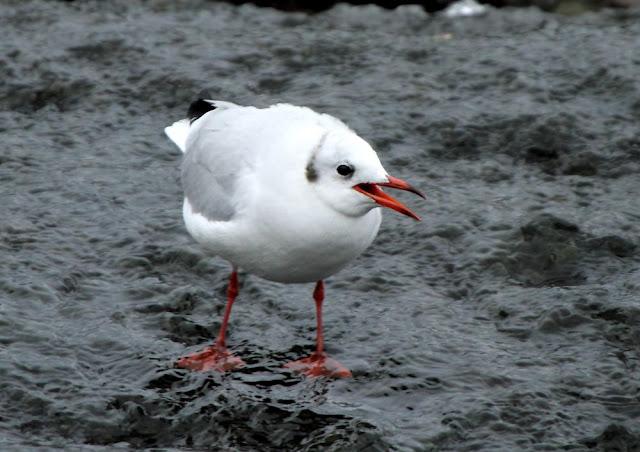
(284, 280, 352, 378)
(314, 280, 325, 355)
(176, 269, 245, 372)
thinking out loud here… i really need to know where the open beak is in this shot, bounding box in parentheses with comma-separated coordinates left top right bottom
(353, 175, 425, 221)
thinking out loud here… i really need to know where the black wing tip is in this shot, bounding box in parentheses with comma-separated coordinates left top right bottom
(187, 90, 216, 123)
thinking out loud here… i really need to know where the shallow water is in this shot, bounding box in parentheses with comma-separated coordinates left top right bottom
(1, 1, 640, 450)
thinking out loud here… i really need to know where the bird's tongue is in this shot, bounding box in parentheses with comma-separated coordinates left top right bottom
(354, 176, 423, 221)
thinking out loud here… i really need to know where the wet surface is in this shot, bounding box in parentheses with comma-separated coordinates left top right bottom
(1, 1, 640, 450)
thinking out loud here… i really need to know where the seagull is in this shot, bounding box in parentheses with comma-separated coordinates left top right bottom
(164, 98, 424, 378)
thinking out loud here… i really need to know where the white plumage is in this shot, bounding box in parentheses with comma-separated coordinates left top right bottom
(166, 102, 388, 283)
(164, 99, 422, 376)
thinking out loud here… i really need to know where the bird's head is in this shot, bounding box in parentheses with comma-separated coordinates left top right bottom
(307, 130, 424, 220)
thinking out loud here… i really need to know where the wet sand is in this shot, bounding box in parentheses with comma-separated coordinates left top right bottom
(1, 1, 639, 450)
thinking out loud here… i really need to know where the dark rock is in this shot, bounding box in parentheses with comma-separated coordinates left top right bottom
(562, 153, 599, 176)
(502, 214, 636, 286)
(1, 79, 94, 113)
(582, 424, 640, 451)
(508, 214, 583, 286)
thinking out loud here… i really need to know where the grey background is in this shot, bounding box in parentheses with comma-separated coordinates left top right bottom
(1, 1, 639, 450)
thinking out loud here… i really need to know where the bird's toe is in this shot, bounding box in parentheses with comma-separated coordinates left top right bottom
(284, 352, 352, 378)
(176, 344, 245, 372)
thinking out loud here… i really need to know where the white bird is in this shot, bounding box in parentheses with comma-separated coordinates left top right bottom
(165, 98, 424, 377)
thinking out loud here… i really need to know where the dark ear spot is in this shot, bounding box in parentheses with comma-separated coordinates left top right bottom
(305, 131, 328, 183)
(306, 161, 318, 182)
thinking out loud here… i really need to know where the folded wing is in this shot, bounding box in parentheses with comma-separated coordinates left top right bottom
(165, 99, 251, 222)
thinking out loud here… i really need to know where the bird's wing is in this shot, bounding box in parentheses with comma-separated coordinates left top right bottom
(177, 101, 257, 222)
(165, 100, 240, 153)
(168, 101, 349, 223)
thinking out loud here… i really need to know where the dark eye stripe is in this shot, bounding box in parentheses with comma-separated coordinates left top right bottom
(337, 164, 354, 176)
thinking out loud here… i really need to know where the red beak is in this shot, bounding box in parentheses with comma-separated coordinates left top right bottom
(353, 175, 425, 221)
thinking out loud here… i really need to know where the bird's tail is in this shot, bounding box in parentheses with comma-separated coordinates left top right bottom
(164, 94, 239, 153)
(164, 118, 190, 153)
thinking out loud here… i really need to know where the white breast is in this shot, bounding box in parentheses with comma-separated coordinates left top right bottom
(183, 198, 382, 283)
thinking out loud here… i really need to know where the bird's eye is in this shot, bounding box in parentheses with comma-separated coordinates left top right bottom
(336, 164, 354, 176)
